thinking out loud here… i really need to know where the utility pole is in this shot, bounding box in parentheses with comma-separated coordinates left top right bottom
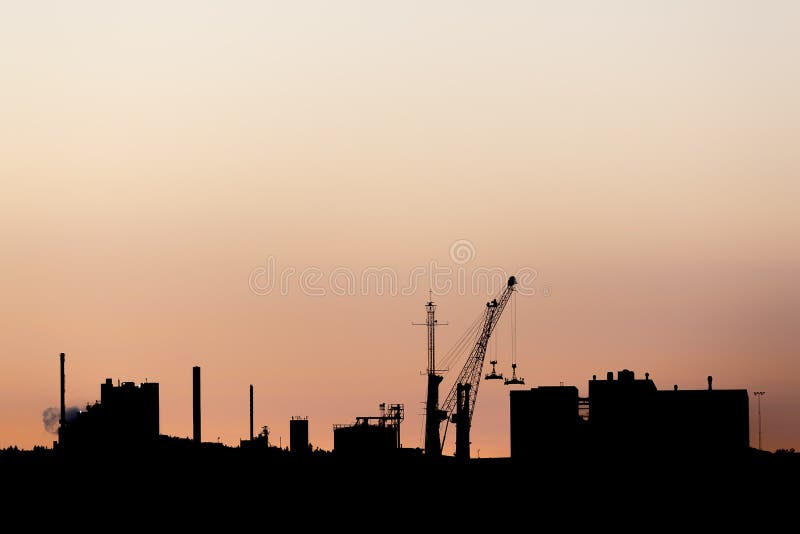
(754, 391, 765, 450)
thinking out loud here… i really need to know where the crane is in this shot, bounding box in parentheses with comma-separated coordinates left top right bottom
(439, 275, 517, 460)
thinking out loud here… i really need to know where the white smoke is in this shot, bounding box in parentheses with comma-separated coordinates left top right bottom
(42, 406, 80, 433)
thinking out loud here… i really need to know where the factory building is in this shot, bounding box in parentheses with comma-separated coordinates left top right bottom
(333, 403, 404, 457)
(60, 379, 159, 449)
(509, 385, 583, 459)
(510, 370, 749, 461)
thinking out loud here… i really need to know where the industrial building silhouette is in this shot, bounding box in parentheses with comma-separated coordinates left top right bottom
(55, 356, 750, 462)
(333, 403, 404, 457)
(4, 350, 794, 524)
(48, 281, 758, 463)
(58, 378, 159, 449)
(510, 369, 749, 461)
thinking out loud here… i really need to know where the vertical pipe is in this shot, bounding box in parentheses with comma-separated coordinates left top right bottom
(193, 366, 201, 443)
(59, 353, 66, 435)
(249, 384, 254, 441)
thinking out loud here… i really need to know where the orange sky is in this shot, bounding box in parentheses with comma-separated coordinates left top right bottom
(1, 2, 798, 455)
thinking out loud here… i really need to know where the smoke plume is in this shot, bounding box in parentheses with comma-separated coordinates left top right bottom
(42, 406, 80, 434)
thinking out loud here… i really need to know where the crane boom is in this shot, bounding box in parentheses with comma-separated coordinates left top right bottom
(440, 275, 516, 459)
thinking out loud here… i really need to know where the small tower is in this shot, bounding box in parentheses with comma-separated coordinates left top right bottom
(415, 291, 447, 457)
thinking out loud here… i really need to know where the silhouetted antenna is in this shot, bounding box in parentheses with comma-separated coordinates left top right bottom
(413, 291, 448, 456)
(413, 290, 448, 374)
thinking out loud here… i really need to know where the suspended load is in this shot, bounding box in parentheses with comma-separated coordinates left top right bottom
(485, 359, 504, 380)
(504, 290, 525, 385)
(504, 363, 525, 385)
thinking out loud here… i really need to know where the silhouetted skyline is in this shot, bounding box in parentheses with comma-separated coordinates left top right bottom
(2, 1, 799, 455)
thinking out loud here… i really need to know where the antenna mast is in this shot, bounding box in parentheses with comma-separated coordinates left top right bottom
(414, 290, 448, 456)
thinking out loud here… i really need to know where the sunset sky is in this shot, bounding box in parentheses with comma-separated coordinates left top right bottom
(1, 1, 798, 455)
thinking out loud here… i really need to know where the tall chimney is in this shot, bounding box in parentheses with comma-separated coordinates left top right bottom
(249, 384, 254, 441)
(193, 366, 201, 443)
(59, 353, 66, 436)
(708, 375, 713, 391)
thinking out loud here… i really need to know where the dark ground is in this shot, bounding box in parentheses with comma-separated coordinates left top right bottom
(1, 443, 797, 526)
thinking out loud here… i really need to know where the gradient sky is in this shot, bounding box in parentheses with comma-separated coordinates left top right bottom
(1, 1, 798, 455)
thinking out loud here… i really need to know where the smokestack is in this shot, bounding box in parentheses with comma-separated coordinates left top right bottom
(708, 375, 713, 390)
(193, 366, 201, 443)
(59, 353, 65, 436)
(249, 384, 254, 441)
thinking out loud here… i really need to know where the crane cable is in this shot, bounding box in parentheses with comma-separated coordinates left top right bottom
(493, 321, 497, 363)
(439, 310, 484, 370)
(511, 291, 517, 369)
